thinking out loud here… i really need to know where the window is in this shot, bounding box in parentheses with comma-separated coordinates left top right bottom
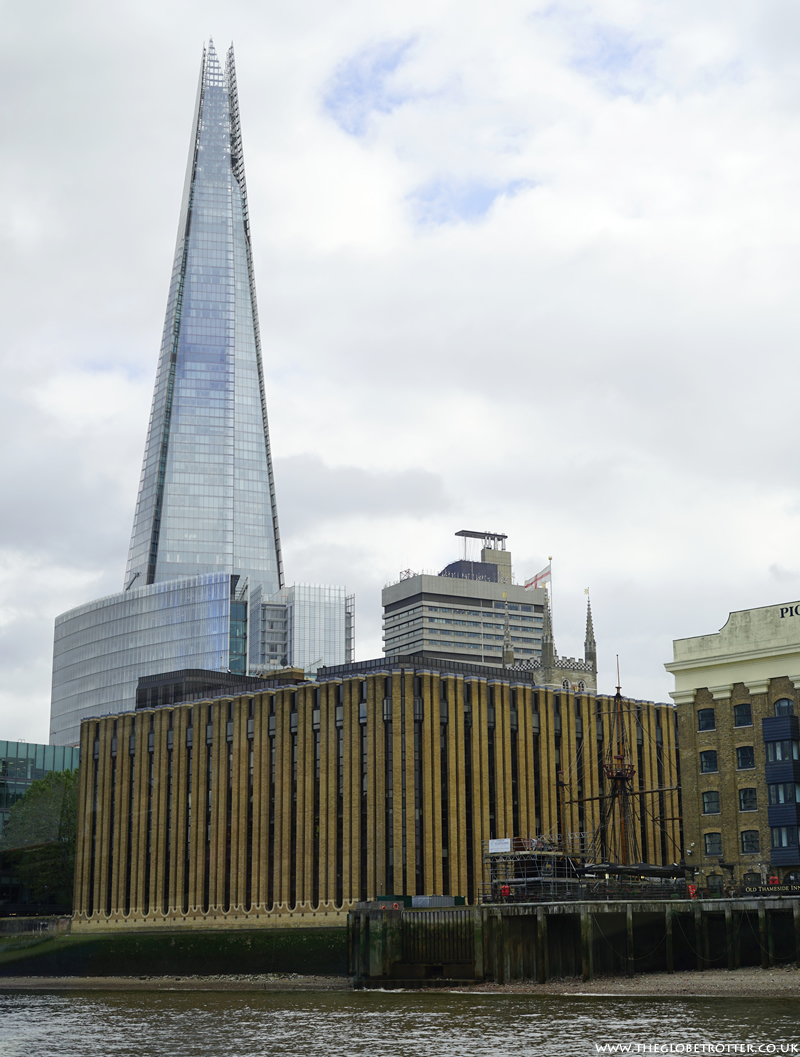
(768, 782, 800, 805)
(738, 788, 757, 812)
(704, 832, 722, 855)
(736, 746, 755, 769)
(766, 740, 800, 763)
(771, 826, 799, 849)
(707, 873, 723, 891)
(697, 708, 715, 731)
(741, 830, 760, 854)
(700, 750, 718, 773)
(733, 703, 752, 727)
(774, 698, 794, 717)
(702, 790, 720, 814)
(743, 872, 761, 886)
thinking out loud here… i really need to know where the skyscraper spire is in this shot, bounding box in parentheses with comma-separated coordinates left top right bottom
(125, 41, 283, 595)
(50, 42, 352, 746)
(584, 591, 597, 671)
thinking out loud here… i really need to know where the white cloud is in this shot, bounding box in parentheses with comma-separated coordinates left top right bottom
(2, 0, 800, 741)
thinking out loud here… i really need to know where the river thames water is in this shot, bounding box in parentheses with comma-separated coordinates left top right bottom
(1, 990, 798, 1057)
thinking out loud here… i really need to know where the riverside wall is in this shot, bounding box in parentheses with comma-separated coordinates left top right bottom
(349, 898, 800, 987)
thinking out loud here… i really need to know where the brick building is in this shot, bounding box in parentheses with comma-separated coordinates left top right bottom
(666, 601, 800, 888)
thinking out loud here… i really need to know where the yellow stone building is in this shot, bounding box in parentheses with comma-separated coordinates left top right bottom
(73, 660, 681, 929)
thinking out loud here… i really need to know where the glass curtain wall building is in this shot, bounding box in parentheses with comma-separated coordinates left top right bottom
(50, 42, 350, 746)
(0, 741, 80, 913)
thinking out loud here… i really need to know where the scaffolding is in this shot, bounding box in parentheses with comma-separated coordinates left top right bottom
(481, 833, 687, 903)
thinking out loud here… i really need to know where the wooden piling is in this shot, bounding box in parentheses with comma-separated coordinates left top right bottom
(626, 904, 635, 978)
(537, 906, 549, 984)
(758, 905, 769, 969)
(665, 906, 674, 974)
(581, 906, 593, 982)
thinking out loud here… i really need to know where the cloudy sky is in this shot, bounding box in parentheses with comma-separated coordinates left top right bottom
(3, 0, 800, 742)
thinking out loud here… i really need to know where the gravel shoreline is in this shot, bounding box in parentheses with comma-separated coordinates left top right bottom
(0, 966, 799, 995)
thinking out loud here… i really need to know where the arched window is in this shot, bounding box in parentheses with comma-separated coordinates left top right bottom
(775, 698, 794, 717)
(562, 679, 570, 690)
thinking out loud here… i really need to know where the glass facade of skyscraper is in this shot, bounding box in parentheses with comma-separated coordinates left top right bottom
(125, 42, 282, 597)
(49, 41, 352, 747)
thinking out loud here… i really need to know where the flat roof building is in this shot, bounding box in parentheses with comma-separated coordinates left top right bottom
(383, 531, 596, 690)
(72, 657, 679, 928)
(666, 600, 800, 887)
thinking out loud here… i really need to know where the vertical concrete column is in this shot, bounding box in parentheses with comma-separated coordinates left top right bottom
(234, 697, 249, 908)
(350, 682, 362, 902)
(74, 721, 94, 915)
(793, 901, 800, 969)
(328, 684, 341, 905)
(131, 712, 150, 915)
(450, 678, 467, 897)
(303, 689, 315, 906)
(423, 675, 437, 895)
(151, 709, 170, 914)
(94, 719, 113, 916)
(189, 703, 208, 912)
(640, 711, 658, 862)
(493, 683, 507, 839)
(294, 689, 307, 906)
(758, 904, 769, 969)
(626, 903, 635, 977)
(536, 906, 549, 983)
(112, 714, 133, 915)
(502, 684, 515, 838)
(694, 904, 705, 970)
(515, 687, 529, 837)
(405, 671, 419, 895)
(432, 678, 445, 894)
(205, 701, 220, 910)
(470, 681, 486, 898)
(341, 682, 354, 903)
(278, 692, 292, 906)
(562, 691, 578, 840)
(391, 675, 403, 896)
(251, 696, 265, 907)
(767, 905, 775, 967)
(581, 906, 594, 981)
(540, 689, 555, 834)
(370, 676, 384, 900)
(171, 705, 188, 913)
(319, 686, 334, 904)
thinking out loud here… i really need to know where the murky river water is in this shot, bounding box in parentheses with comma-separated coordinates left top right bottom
(1, 990, 798, 1057)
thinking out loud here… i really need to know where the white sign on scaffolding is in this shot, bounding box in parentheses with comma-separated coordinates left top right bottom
(488, 838, 512, 854)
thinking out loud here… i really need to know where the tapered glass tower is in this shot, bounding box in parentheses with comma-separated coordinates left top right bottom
(49, 42, 352, 746)
(125, 41, 283, 596)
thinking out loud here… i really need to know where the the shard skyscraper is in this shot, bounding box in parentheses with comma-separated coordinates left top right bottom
(50, 43, 352, 746)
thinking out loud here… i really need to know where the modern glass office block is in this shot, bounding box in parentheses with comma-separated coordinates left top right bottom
(124, 40, 282, 598)
(286, 584, 351, 673)
(51, 573, 234, 745)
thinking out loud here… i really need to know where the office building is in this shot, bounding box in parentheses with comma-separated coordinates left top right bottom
(72, 657, 679, 928)
(383, 530, 596, 689)
(50, 41, 351, 746)
(0, 740, 80, 913)
(666, 600, 800, 887)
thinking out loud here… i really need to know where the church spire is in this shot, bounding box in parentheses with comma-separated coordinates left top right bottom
(584, 591, 597, 671)
(541, 588, 556, 678)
